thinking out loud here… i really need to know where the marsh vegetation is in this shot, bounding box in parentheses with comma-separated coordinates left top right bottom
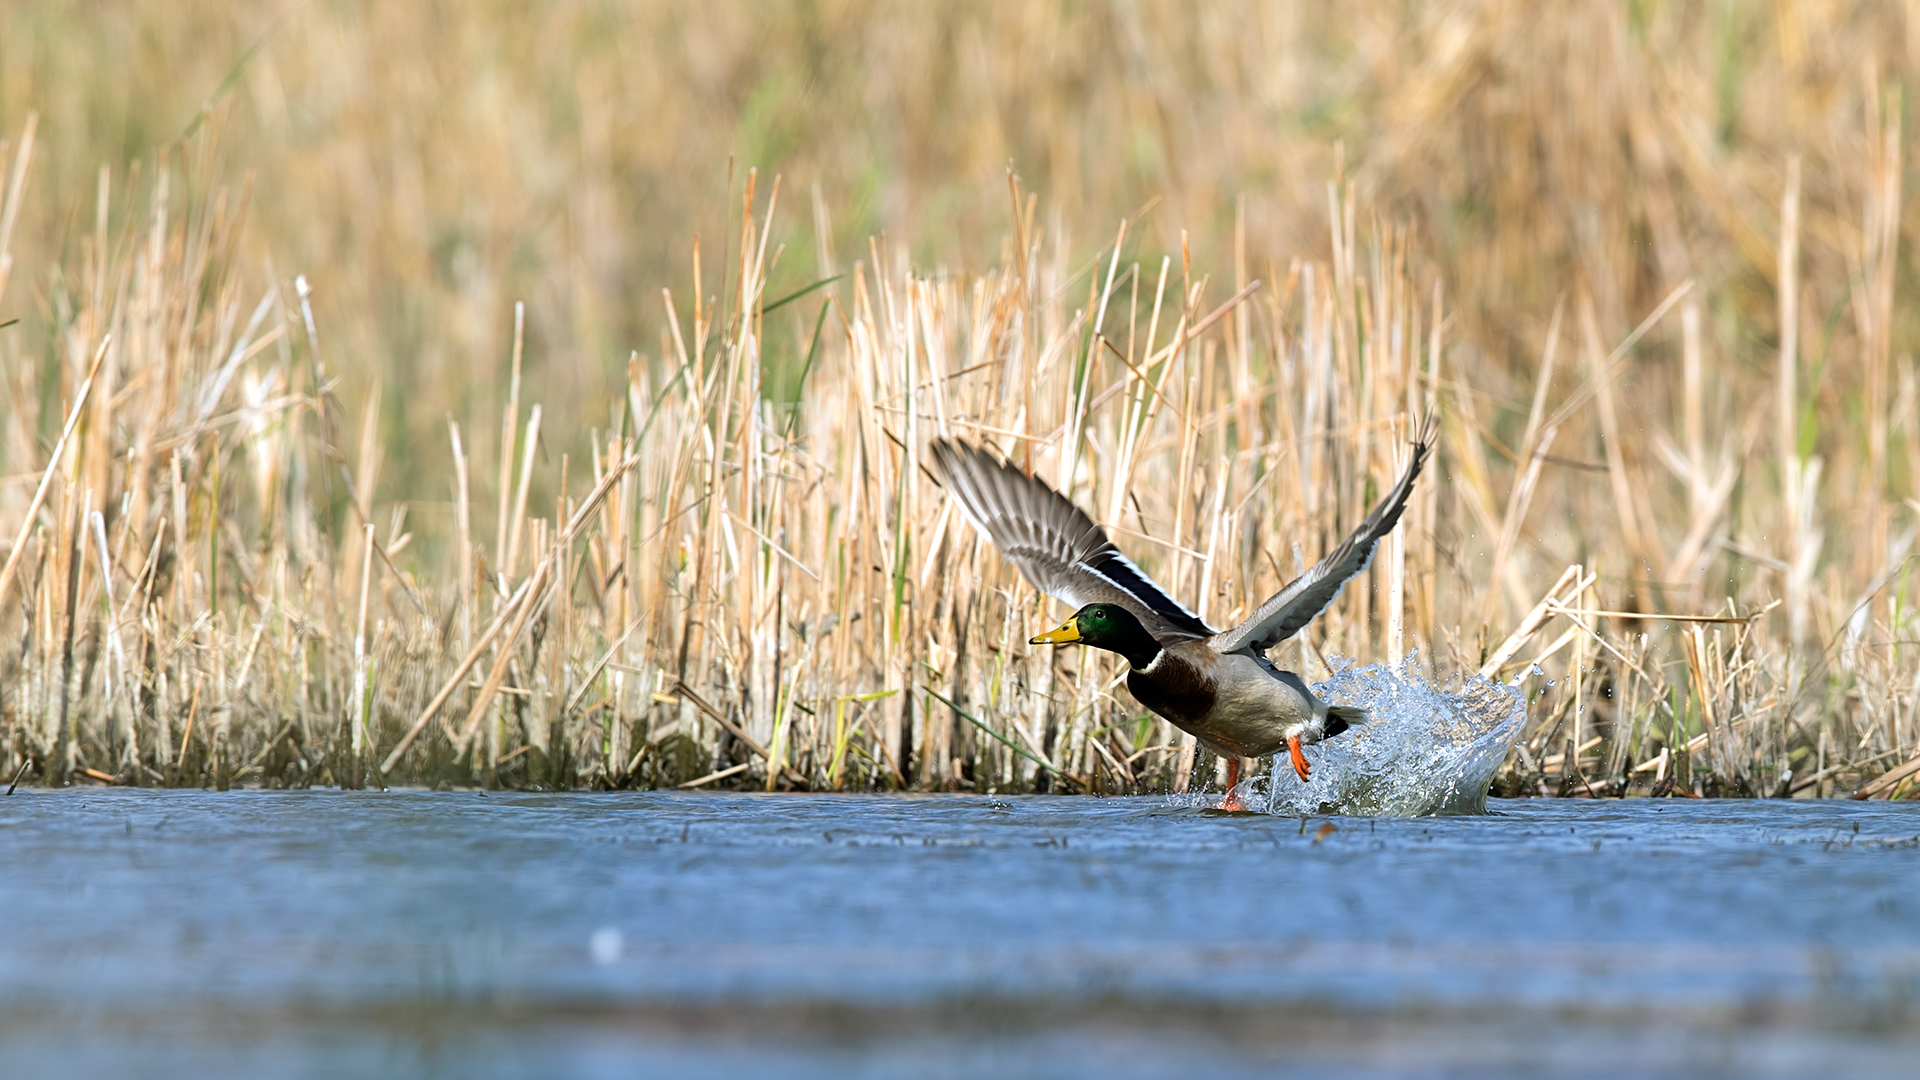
(1, 2, 1916, 797)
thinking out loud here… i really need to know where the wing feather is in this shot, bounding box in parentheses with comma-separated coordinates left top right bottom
(929, 439, 1212, 642)
(1209, 419, 1435, 655)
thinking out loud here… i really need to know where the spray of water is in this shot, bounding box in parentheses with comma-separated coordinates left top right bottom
(1253, 654, 1529, 817)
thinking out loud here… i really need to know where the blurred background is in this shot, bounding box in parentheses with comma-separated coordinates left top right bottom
(5, 0, 1913, 497)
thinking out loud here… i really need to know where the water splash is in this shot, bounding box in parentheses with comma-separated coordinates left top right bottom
(1255, 655, 1528, 817)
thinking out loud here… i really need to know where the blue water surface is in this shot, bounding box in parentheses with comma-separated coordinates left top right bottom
(2, 791, 1917, 1078)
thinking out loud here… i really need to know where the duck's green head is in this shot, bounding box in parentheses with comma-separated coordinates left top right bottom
(1029, 604, 1162, 668)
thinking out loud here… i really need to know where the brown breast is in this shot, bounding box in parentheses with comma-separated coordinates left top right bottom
(1124, 643, 1218, 732)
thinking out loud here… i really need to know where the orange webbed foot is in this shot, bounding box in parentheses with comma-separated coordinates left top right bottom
(1287, 735, 1311, 782)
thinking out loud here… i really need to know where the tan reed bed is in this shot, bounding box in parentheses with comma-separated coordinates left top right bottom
(0, 113, 1916, 798)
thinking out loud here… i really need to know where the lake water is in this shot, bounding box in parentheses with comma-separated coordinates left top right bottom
(3, 791, 1918, 1078)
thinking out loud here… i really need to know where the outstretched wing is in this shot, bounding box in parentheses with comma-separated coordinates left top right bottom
(1209, 417, 1435, 656)
(929, 438, 1213, 642)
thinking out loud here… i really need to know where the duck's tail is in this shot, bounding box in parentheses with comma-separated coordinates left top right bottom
(1324, 705, 1368, 739)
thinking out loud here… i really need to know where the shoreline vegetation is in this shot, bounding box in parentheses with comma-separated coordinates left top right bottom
(2, 4, 1917, 800)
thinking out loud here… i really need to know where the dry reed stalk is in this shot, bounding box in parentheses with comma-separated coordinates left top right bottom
(1777, 158, 1807, 658)
(504, 405, 541, 583)
(1480, 565, 1592, 679)
(449, 420, 473, 650)
(349, 521, 374, 759)
(1479, 300, 1564, 626)
(496, 304, 524, 593)
(0, 112, 36, 303)
(0, 338, 108, 612)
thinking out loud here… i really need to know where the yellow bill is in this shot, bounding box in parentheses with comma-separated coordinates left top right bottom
(1028, 619, 1082, 645)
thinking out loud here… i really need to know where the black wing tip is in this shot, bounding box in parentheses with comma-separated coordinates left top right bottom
(1413, 409, 1439, 449)
(1395, 412, 1437, 494)
(1402, 411, 1438, 476)
(1363, 414, 1436, 533)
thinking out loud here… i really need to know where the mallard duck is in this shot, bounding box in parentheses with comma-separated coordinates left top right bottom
(930, 423, 1432, 808)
